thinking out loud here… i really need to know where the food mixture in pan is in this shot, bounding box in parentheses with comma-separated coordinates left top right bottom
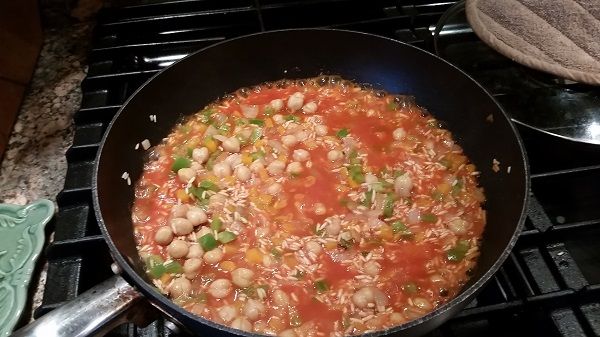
(132, 77, 486, 336)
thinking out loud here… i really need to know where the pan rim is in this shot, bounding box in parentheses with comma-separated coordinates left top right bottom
(92, 27, 530, 336)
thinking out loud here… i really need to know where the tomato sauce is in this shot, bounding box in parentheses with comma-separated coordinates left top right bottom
(132, 77, 486, 336)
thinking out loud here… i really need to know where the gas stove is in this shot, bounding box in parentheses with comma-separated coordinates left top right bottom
(37, 1, 600, 336)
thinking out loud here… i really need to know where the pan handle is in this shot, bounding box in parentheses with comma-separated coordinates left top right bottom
(11, 275, 153, 337)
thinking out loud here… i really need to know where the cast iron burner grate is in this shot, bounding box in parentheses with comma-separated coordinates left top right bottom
(36, 1, 600, 336)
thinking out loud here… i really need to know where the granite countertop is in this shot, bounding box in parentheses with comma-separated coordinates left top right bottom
(0, 5, 94, 322)
(0, 23, 90, 205)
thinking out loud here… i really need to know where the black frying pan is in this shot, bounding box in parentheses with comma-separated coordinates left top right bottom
(12, 29, 529, 337)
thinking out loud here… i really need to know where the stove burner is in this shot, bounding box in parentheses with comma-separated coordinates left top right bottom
(34, 1, 600, 337)
(432, 0, 600, 145)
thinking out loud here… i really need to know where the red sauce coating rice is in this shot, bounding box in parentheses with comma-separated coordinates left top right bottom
(132, 77, 486, 336)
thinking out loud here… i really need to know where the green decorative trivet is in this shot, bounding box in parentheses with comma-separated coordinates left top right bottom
(0, 199, 54, 337)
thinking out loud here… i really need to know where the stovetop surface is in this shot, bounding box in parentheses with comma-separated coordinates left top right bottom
(37, 1, 600, 336)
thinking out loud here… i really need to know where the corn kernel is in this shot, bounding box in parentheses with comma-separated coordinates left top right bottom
(160, 273, 172, 284)
(414, 232, 425, 243)
(222, 243, 238, 255)
(283, 255, 298, 268)
(219, 260, 236, 272)
(241, 153, 252, 165)
(204, 138, 217, 152)
(325, 241, 337, 250)
(176, 189, 190, 202)
(265, 118, 274, 128)
(246, 248, 264, 264)
(380, 224, 394, 241)
(205, 174, 218, 183)
(259, 168, 270, 181)
(437, 182, 451, 194)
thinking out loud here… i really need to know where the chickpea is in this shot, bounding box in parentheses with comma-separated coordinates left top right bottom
(209, 193, 226, 207)
(197, 226, 212, 237)
(412, 297, 433, 311)
(187, 244, 204, 259)
(154, 226, 174, 245)
(171, 217, 193, 236)
(213, 162, 232, 177)
(262, 254, 273, 267)
(235, 165, 252, 182)
(302, 102, 317, 114)
(171, 204, 189, 218)
(305, 241, 322, 255)
(266, 183, 282, 195)
(372, 288, 389, 310)
(292, 149, 310, 162)
(208, 278, 232, 298)
(281, 134, 298, 147)
(231, 317, 252, 331)
(192, 147, 209, 163)
(177, 167, 195, 182)
(267, 160, 286, 175)
(222, 136, 241, 153)
(231, 268, 254, 288)
(183, 258, 202, 279)
(286, 162, 303, 175)
(327, 150, 343, 161)
(352, 287, 388, 310)
(218, 304, 238, 323)
(315, 124, 328, 136)
(352, 288, 371, 308)
(167, 240, 189, 258)
(287, 92, 304, 111)
(238, 128, 252, 142)
(190, 303, 206, 315)
(340, 231, 352, 242)
(169, 277, 191, 298)
(448, 218, 470, 235)
(249, 160, 264, 172)
(390, 312, 405, 324)
(186, 207, 207, 226)
(295, 131, 308, 141)
(203, 247, 224, 264)
(326, 219, 341, 236)
(241, 104, 259, 118)
(394, 174, 413, 197)
(392, 127, 406, 141)
(280, 329, 297, 337)
(225, 153, 242, 167)
(270, 99, 284, 112)
(313, 203, 326, 216)
(190, 162, 201, 172)
(430, 274, 445, 284)
(364, 261, 381, 276)
(272, 114, 285, 125)
(243, 298, 265, 321)
(272, 289, 289, 307)
(365, 173, 378, 185)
